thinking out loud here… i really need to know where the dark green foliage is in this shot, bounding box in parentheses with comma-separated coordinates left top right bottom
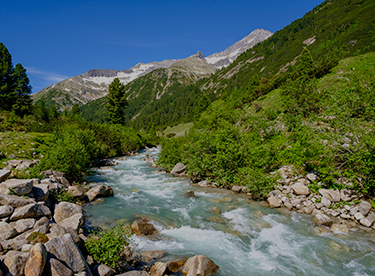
(70, 103, 81, 117)
(0, 43, 32, 116)
(106, 78, 128, 125)
(34, 98, 50, 123)
(49, 189, 78, 203)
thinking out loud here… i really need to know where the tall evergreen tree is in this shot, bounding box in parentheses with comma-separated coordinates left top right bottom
(35, 98, 49, 123)
(11, 63, 32, 116)
(105, 78, 128, 125)
(0, 42, 14, 110)
(71, 104, 81, 117)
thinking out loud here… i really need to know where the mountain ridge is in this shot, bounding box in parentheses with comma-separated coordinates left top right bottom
(32, 29, 273, 110)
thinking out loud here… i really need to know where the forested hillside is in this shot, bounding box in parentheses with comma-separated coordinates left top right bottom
(81, 0, 375, 130)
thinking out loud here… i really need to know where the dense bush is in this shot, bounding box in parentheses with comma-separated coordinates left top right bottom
(85, 222, 133, 272)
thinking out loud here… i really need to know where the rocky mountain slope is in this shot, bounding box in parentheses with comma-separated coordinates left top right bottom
(32, 29, 272, 110)
(205, 29, 272, 68)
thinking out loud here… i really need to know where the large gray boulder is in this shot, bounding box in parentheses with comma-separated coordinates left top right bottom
(16, 218, 36, 233)
(44, 234, 92, 275)
(10, 203, 45, 220)
(0, 205, 14, 218)
(0, 221, 17, 241)
(57, 213, 85, 233)
(319, 189, 340, 203)
(291, 183, 311, 196)
(182, 255, 220, 276)
(24, 243, 47, 276)
(358, 200, 372, 216)
(267, 196, 281, 208)
(53, 202, 83, 223)
(131, 219, 159, 236)
(97, 264, 115, 276)
(0, 169, 11, 183)
(67, 185, 85, 200)
(44, 257, 74, 276)
(29, 184, 50, 202)
(149, 262, 167, 276)
(0, 194, 34, 207)
(0, 179, 33, 196)
(15, 160, 37, 171)
(360, 213, 375, 228)
(313, 214, 332, 226)
(171, 163, 186, 176)
(85, 185, 114, 202)
(3, 250, 29, 276)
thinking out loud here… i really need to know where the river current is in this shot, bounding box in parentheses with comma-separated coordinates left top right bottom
(83, 148, 375, 276)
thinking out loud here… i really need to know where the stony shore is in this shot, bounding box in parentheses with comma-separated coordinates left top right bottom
(0, 157, 220, 276)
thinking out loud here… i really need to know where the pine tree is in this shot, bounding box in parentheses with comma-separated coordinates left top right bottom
(71, 104, 81, 117)
(35, 98, 49, 123)
(0, 42, 14, 110)
(11, 63, 32, 116)
(49, 104, 58, 120)
(105, 78, 128, 125)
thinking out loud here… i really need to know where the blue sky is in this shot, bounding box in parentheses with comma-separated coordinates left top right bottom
(1, 0, 323, 92)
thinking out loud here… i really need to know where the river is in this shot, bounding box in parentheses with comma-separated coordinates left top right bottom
(83, 148, 375, 276)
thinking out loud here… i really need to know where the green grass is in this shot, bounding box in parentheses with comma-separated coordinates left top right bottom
(0, 132, 53, 165)
(160, 122, 194, 137)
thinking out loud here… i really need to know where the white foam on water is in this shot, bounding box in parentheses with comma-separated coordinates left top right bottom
(171, 208, 191, 221)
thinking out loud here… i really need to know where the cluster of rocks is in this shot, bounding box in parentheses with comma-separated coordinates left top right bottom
(266, 165, 375, 232)
(0, 167, 115, 276)
(128, 219, 219, 276)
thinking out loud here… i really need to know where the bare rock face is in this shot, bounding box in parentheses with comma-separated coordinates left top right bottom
(131, 219, 159, 236)
(149, 262, 167, 276)
(0, 169, 11, 183)
(44, 257, 74, 276)
(331, 223, 349, 233)
(44, 234, 92, 275)
(57, 213, 85, 233)
(10, 203, 45, 221)
(85, 185, 114, 202)
(16, 218, 36, 233)
(29, 184, 49, 202)
(313, 214, 332, 226)
(358, 201, 372, 216)
(291, 183, 311, 196)
(0, 179, 33, 196)
(24, 243, 47, 276)
(210, 206, 222, 214)
(231, 185, 242, 193)
(267, 196, 281, 208)
(182, 255, 219, 276)
(46, 224, 68, 240)
(140, 250, 166, 263)
(67, 185, 85, 200)
(53, 202, 83, 223)
(97, 264, 115, 276)
(0, 194, 34, 207)
(319, 189, 340, 203)
(0, 221, 17, 241)
(171, 163, 186, 176)
(3, 250, 29, 276)
(0, 205, 14, 218)
(360, 213, 375, 228)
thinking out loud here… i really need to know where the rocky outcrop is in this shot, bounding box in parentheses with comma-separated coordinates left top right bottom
(85, 185, 114, 202)
(181, 255, 219, 276)
(131, 220, 159, 236)
(171, 163, 186, 177)
(267, 165, 375, 229)
(53, 202, 83, 223)
(0, 179, 33, 196)
(24, 243, 47, 276)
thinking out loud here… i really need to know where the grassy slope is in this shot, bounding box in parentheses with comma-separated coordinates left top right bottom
(202, 0, 375, 95)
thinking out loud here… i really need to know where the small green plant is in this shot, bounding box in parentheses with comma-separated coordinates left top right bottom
(85, 222, 133, 272)
(27, 232, 49, 244)
(369, 199, 375, 209)
(352, 199, 361, 204)
(315, 198, 322, 203)
(49, 190, 77, 203)
(7, 187, 18, 196)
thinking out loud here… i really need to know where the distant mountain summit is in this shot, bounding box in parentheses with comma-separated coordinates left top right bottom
(32, 29, 272, 110)
(206, 29, 273, 68)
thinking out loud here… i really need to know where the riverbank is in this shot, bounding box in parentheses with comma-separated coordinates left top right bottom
(84, 148, 375, 276)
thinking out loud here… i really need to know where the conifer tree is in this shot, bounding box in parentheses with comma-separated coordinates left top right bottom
(0, 42, 14, 110)
(105, 78, 128, 125)
(11, 63, 33, 116)
(71, 104, 81, 117)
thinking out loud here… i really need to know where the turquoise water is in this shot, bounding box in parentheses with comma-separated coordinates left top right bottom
(84, 148, 375, 276)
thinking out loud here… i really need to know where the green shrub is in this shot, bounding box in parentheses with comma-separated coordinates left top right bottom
(85, 222, 133, 271)
(49, 190, 78, 204)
